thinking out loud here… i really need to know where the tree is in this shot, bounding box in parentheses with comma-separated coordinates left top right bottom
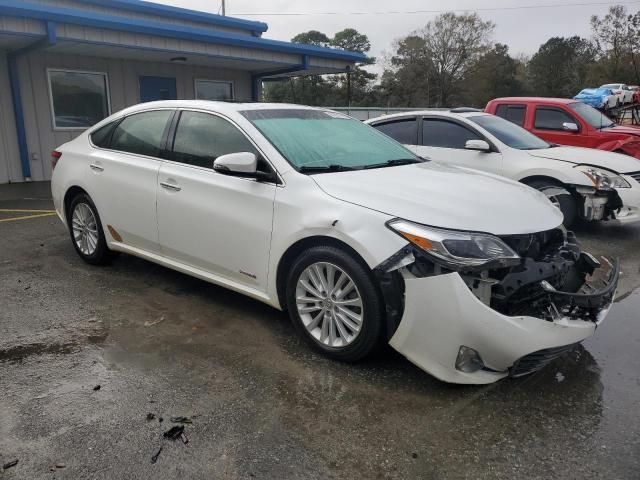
(291, 30, 331, 47)
(591, 6, 640, 83)
(527, 36, 596, 97)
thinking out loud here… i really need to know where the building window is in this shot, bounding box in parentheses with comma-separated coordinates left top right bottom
(195, 79, 234, 101)
(47, 69, 110, 129)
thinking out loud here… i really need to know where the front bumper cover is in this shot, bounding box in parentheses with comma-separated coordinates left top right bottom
(384, 250, 619, 385)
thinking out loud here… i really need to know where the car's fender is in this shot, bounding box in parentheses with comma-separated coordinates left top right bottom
(515, 165, 591, 187)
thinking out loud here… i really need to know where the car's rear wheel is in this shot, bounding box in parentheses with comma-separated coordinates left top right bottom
(285, 245, 384, 362)
(67, 193, 114, 265)
(526, 180, 578, 227)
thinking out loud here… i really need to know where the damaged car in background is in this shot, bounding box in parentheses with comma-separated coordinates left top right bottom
(366, 109, 640, 227)
(51, 102, 618, 384)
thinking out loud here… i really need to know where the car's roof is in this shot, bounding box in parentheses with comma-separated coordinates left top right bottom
(364, 109, 490, 123)
(489, 97, 578, 105)
(118, 100, 328, 117)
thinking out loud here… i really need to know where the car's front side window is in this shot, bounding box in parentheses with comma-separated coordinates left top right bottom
(110, 110, 173, 158)
(422, 119, 481, 149)
(533, 108, 578, 131)
(171, 111, 258, 169)
(373, 118, 418, 145)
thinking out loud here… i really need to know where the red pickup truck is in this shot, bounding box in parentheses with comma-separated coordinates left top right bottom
(485, 97, 640, 160)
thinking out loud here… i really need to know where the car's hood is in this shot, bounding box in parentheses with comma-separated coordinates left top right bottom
(526, 146, 640, 173)
(601, 125, 640, 137)
(312, 162, 562, 235)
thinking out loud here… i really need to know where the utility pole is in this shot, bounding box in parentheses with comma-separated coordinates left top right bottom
(221, 0, 226, 16)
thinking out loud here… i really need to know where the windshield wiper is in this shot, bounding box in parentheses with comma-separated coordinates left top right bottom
(363, 158, 425, 170)
(299, 164, 357, 174)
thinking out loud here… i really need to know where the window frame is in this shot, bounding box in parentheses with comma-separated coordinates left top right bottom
(166, 108, 283, 185)
(420, 116, 496, 151)
(47, 68, 112, 131)
(533, 106, 581, 132)
(372, 116, 419, 145)
(194, 79, 235, 101)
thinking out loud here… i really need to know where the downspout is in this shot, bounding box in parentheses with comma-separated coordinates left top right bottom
(7, 21, 57, 181)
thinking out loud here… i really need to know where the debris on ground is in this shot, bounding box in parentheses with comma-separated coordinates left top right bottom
(151, 446, 163, 464)
(170, 416, 192, 424)
(92, 385, 101, 391)
(55, 463, 66, 469)
(181, 433, 189, 445)
(3, 459, 19, 470)
(163, 425, 184, 440)
(144, 316, 165, 327)
(158, 417, 163, 423)
(146, 413, 155, 421)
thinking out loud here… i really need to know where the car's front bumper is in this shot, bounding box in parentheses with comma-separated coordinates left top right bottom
(612, 180, 640, 224)
(389, 262, 618, 385)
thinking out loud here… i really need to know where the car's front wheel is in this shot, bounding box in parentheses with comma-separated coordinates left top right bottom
(285, 245, 384, 362)
(67, 193, 114, 265)
(527, 180, 578, 227)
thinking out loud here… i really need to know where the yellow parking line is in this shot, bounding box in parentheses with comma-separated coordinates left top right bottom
(0, 209, 56, 213)
(0, 212, 57, 223)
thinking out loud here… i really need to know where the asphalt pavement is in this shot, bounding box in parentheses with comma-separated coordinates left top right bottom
(1, 182, 639, 479)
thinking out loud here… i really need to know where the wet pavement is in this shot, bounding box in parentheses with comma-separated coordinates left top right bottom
(1, 182, 639, 479)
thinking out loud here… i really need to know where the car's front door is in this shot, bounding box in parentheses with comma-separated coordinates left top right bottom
(530, 106, 584, 147)
(415, 117, 503, 175)
(89, 109, 174, 253)
(156, 110, 277, 292)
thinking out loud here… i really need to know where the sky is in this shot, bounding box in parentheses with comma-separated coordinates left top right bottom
(158, 0, 640, 67)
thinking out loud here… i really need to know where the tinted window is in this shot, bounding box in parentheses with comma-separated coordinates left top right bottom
(374, 118, 418, 145)
(172, 111, 257, 168)
(534, 108, 577, 131)
(48, 70, 109, 129)
(110, 110, 172, 157)
(494, 104, 526, 126)
(90, 122, 116, 148)
(422, 119, 481, 148)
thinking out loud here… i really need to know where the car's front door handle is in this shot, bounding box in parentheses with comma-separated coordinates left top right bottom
(89, 163, 104, 172)
(160, 181, 181, 192)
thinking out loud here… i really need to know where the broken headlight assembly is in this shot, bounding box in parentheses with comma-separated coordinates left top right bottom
(387, 219, 521, 271)
(574, 165, 631, 189)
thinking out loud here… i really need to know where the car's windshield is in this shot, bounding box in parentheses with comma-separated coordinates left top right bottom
(467, 114, 551, 150)
(568, 102, 615, 129)
(241, 109, 420, 171)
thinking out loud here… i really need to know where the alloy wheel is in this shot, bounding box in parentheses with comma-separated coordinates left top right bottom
(72, 202, 99, 256)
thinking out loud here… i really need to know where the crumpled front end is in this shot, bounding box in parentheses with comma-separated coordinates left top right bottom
(377, 229, 619, 384)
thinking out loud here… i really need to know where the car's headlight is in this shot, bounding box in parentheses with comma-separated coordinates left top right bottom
(387, 219, 520, 270)
(575, 165, 631, 189)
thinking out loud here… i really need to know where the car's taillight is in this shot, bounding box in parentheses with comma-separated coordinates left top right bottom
(51, 150, 62, 170)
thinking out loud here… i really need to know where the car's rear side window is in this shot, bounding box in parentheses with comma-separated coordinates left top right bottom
(422, 119, 481, 149)
(494, 104, 526, 127)
(171, 111, 258, 169)
(110, 110, 172, 158)
(534, 108, 577, 131)
(90, 121, 117, 148)
(372, 118, 418, 145)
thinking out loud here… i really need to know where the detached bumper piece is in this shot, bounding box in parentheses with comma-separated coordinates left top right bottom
(510, 343, 579, 378)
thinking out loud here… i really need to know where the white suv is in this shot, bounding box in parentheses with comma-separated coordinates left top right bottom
(51, 101, 618, 384)
(366, 109, 640, 226)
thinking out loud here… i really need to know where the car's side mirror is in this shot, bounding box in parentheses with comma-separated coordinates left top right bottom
(562, 122, 579, 132)
(465, 139, 491, 152)
(213, 152, 279, 183)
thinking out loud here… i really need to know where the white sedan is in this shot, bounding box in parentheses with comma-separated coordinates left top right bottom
(366, 109, 640, 226)
(51, 101, 618, 384)
(600, 83, 635, 104)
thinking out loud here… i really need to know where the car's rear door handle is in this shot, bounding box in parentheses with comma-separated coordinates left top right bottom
(89, 163, 104, 172)
(160, 181, 181, 192)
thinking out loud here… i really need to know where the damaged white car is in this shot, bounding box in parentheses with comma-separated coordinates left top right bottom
(366, 109, 640, 227)
(51, 102, 618, 384)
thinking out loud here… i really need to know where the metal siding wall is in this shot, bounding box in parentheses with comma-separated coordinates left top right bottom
(0, 50, 21, 183)
(13, 51, 251, 182)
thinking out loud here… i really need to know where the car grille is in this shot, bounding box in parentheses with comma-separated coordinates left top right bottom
(628, 171, 640, 184)
(510, 343, 579, 378)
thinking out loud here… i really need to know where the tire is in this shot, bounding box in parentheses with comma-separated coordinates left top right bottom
(67, 193, 114, 265)
(285, 245, 384, 362)
(526, 180, 578, 227)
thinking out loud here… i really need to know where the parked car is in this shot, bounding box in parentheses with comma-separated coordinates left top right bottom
(629, 85, 640, 104)
(51, 101, 618, 385)
(486, 97, 640, 160)
(573, 87, 617, 110)
(366, 108, 640, 226)
(600, 83, 634, 104)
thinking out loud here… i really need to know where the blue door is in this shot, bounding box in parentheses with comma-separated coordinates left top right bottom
(139, 76, 177, 103)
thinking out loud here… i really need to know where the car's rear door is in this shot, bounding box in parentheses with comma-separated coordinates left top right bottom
(88, 109, 174, 253)
(156, 110, 277, 292)
(415, 117, 503, 175)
